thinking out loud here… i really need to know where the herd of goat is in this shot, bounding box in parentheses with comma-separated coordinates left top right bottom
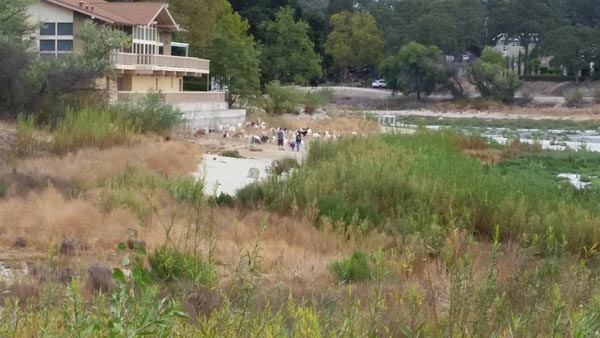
(193, 121, 348, 145)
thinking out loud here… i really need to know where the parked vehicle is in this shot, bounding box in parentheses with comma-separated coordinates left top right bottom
(372, 79, 387, 88)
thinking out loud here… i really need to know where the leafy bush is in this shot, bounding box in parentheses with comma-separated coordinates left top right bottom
(269, 157, 299, 176)
(303, 88, 334, 114)
(469, 47, 522, 102)
(329, 251, 372, 282)
(236, 182, 266, 205)
(220, 150, 243, 158)
(565, 89, 585, 107)
(263, 81, 303, 114)
(208, 192, 235, 207)
(148, 245, 217, 287)
(111, 93, 182, 133)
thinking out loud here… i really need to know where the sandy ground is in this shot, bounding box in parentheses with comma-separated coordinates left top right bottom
(192, 136, 307, 195)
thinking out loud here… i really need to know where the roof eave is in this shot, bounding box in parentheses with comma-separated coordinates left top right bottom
(43, 0, 116, 24)
(147, 4, 181, 32)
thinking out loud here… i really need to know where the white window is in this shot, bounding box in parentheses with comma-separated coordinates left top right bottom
(132, 25, 163, 58)
(38, 22, 73, 58)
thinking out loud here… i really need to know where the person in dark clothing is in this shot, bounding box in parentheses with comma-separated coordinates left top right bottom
(295, 131, 302, 152)
(277, 128, 285, 150)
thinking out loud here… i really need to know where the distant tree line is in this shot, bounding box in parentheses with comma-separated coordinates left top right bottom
(6, 0, 600, 110)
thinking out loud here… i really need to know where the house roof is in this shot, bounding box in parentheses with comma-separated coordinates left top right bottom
(43, 0, 180, 31)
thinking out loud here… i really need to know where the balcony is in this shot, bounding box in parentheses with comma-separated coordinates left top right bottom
(109, 52, 209, 76)
(117, 91, 225, 104)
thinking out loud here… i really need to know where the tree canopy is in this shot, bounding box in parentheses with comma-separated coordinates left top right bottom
(207, 1, 261, 105)
(380, 42, 449, 100)
(260, 7, 322, 84)
(324, 11, 383, 74)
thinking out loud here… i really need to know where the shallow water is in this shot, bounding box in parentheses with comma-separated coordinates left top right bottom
(394, 123, 600, 152)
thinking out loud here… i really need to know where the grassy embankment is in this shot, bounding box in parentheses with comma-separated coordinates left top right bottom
(2, 110, 600, 336)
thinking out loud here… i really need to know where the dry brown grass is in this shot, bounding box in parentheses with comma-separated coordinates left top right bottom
(0, 187, 139, 250)
(17, 138, 201, 183)
(189, 207, 381, 288)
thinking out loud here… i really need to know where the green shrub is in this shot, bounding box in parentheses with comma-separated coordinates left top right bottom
(111, 93, 182, 133)
(163, 176, 204, 203)
(53, 107, 132, 154)
(269, 157, 299, 176)
(241, 133, 600, 254)
(148, 245, 217, 286)
(303, 88, 334, 114)
(565, 89, 585, 108)
(220, 150, 243, 158)
(208, 192, 234, 207)
(236, 182, 266, 205)
(329, 251, 372, 282)
(263, 81, 303, 114)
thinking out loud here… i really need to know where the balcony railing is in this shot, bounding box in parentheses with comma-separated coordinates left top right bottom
(117, 91, 225, 104)
(109, 52, 210, 74)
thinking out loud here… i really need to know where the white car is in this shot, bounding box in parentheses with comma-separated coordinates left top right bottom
(372, 79, 387, 88)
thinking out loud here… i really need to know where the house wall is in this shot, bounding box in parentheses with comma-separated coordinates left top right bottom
(28, 0, 73, 23)
(125, 74, 183, 92)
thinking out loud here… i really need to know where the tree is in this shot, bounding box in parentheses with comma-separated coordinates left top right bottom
(0, 0, 35, 116)
(167, 0, 223, 57)
(260, 7, 322, 84)
(540, 25, 597, 82)
(207, 1, 261, 106)
(567, 0, 600, 26)
(324, 11, 383, 78)
(501, 0, 566, 75)
(368, 0, 485, 55)
(379, 42, 449, 100)
(27, 21, 131, 120)
(469, 47, 522, 102)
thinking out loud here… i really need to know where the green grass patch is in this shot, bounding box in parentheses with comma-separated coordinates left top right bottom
(99, 166, 204, 221)
(220, 150, 243, 158)
(14, 94, 181, 156)
(395, 116, 600, 131)
(238, 132, 600, 254)
(148, 245, 217, 287)
(329, 251, 372, 283)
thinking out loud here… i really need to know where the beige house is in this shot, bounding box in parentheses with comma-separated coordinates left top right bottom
(28, 0, 245, 129)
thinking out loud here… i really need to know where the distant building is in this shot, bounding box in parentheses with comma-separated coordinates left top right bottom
(492, 33, 539, 60)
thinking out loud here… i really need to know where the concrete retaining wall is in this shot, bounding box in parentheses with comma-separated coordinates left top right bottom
(176, 103, 246, 130)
